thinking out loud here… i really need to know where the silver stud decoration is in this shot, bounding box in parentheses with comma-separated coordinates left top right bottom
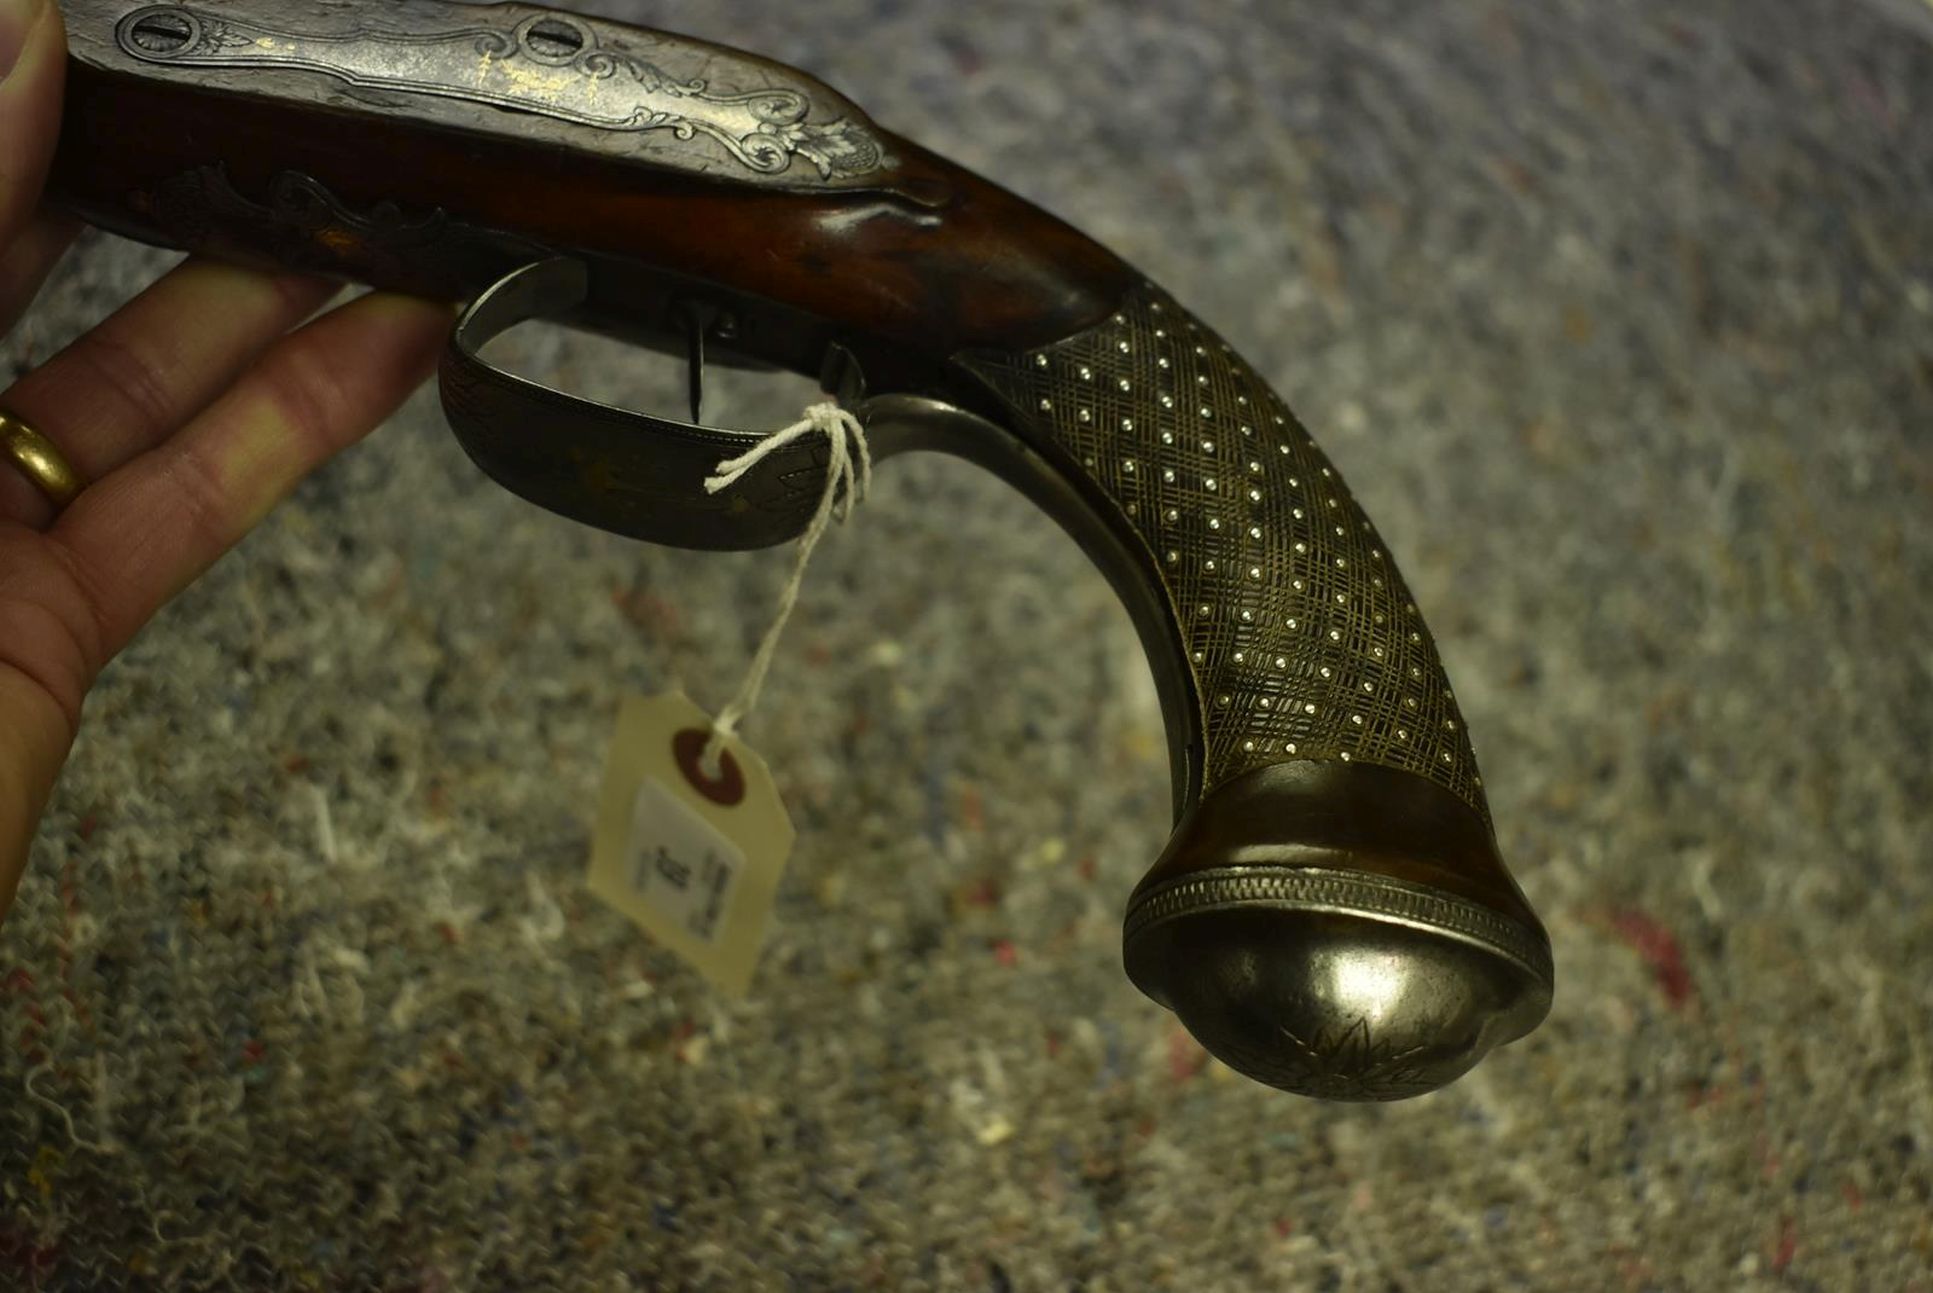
(959, 282, 1487, 819)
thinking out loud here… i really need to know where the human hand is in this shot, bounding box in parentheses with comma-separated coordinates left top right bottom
(0, 0, 453, 916)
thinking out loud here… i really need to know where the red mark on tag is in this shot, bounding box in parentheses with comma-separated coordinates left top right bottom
(671, 729, 746, 806)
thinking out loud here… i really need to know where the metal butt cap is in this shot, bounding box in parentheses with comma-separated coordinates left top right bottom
(1122, 761, 1554, 1101)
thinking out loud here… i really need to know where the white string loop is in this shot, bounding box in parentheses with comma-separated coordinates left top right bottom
(699, 401, 870, 771)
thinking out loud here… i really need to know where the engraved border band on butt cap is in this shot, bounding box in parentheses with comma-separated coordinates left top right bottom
(1124, 865, 1555, 986)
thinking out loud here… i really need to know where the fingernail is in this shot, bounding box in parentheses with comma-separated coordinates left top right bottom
(0, 0, 43, 86)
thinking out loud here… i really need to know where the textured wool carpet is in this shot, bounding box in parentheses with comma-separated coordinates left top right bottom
(4, 0, 1931, 1288)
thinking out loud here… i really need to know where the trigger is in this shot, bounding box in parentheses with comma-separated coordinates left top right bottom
(682, 299, 715, 423)
(436, 258, 831, 552)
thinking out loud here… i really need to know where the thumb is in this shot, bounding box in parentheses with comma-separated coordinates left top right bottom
(0, 0, 65, 250)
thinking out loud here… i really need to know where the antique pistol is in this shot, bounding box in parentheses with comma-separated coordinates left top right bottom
(50, 0, 1553, 1099)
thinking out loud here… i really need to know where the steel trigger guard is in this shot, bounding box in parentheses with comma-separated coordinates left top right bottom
(438, 257, 837, 551)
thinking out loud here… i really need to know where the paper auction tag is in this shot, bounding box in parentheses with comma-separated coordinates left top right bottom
(586, 691, 795, 996)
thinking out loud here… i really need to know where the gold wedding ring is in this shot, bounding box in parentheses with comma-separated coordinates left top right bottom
(0, 410, 85, 510)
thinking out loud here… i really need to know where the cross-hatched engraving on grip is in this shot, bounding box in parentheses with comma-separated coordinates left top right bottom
(960, 283, 1486, 821)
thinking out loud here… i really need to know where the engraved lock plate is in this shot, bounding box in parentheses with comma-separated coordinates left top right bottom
(64, 0, 889, 187)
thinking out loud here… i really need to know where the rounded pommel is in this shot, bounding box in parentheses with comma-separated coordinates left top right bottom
(1123, 761, 1552, 1101)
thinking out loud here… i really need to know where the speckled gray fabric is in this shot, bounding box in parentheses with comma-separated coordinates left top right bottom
(4, 0, 1931, 1288)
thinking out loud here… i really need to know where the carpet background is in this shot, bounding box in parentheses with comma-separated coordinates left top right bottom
(4, 0, 1930, 1287)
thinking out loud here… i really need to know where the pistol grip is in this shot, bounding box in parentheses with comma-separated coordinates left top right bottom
(958, 283, 1552, 1100)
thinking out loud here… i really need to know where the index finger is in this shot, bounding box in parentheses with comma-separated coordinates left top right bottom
(0, 0, 65, 251)
(45, 289, 453, 671)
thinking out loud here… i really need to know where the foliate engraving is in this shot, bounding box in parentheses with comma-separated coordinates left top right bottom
(1123, 866, 1553, 986)
(961, 284, 1490, 818)
(1260, 1018, 1436, 1102)
(112, 3, 882, 181)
